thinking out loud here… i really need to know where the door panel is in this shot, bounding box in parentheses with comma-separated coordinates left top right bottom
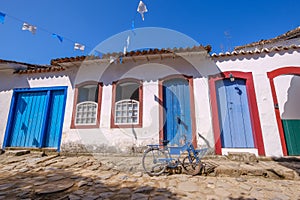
(44, 90, 65, 148)
(216, 79, 254, 148)
(282, 119, 300, 155)
(163, 78, 192, 145)
(9, 92, 47, 147)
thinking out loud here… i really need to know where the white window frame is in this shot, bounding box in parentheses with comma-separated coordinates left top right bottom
(75, 101, 98, 125)
(115, 99, 139, 125)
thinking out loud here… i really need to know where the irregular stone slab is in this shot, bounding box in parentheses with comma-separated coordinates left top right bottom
(134, 186, 154, 194)
(33, 181, 48, 186)
(68, 194, 81, 200)
(98, 192, 114, 199)
(118, 188, 131, 194)
(239, 183, 253, 191)
(35, 154, 59, 164)
(47, 175, 66, 182)
(97, 172, 113, 180)
(177, 182, 199, 192)
(5, 150, 30, 157)
(35, 181, 74, 195)
(0, 183, 14, 191)
(18, 168, 30, 173)
(131, 193, 149, 200)
(78, 180, 88, 187)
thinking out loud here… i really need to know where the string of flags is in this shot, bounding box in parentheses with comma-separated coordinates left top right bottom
(0, 11, 86, 52)
(0, 0, 148, 57)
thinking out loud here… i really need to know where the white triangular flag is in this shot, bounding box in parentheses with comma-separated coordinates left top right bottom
(110, 56, 116, 64)
(123, 46, 127, 55)
(137, 1, 148, 21)
(22, 22, 37, 34)
(74, 43, 85, 51)
(126, 36, 130, 48)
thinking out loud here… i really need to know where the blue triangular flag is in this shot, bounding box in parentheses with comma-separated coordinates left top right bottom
(0, 12, 6, 24)
(52, 33, 63, 42)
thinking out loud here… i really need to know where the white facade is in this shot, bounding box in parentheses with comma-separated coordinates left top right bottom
(1, 45, 300, 156)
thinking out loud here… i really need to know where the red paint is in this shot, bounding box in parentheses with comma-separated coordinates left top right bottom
(111, 78, 143, 128)
(70, 81, 103, 129)
(209, 71, 265, 155)
(267, 66, 300, 156)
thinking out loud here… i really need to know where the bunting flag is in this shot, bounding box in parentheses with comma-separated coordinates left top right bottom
(110, 56, 116, 64)
(0, 12, 5, 24)
(74, 43, 85, 51)
(22, 22, 37, 34)
(123, 46, 127, 55)
(137, 1, 148, 21)
(52, 33, 63, 42)
(126, 36, 130, 48)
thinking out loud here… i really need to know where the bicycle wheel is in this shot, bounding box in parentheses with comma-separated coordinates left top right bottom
(182, 155, 202, 175)
(142, 148, 167, 176)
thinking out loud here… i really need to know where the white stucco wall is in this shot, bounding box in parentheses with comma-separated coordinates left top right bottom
(214, 50, 300, 156)
(274, 75, 300, 119)
(61, 53, 217, 153)
(1, 49, 299, 156)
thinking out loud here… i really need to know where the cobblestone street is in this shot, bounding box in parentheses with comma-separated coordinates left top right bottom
(0, 151, 299, 200)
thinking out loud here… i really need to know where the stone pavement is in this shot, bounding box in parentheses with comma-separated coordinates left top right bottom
(0, 151, 299, 200)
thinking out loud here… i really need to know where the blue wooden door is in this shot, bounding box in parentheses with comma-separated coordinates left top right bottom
(4, 87, 67, 150)
(163, 78, 192, 146)
(8, 92, 48, 148)
(216, 78, 254, 148)
(44, 90, 66, 148)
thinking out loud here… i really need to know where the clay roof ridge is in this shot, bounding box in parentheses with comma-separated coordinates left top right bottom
(211, 44, 300, 58)
(234, 26, 300, 51)
(50, 45, 211, 65)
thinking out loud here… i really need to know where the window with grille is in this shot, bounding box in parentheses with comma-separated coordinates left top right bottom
(76, 101, 97, 125)
(112, 80, 142, 127)
(71, 83, 102, 128)
(115, 100, 139, 125)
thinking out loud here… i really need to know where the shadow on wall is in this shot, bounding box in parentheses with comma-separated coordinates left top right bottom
(0, 73, 30, 92)
(0, 68, 77, 92)
(281, 75, 300, 119)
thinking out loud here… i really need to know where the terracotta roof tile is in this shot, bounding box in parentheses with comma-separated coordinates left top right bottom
(235, 26, 300, 51)
(50, 45, 211, 66)
(212, 44, 300, 58)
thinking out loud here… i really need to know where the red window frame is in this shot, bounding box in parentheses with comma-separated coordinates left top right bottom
(70, 81, 103, 129)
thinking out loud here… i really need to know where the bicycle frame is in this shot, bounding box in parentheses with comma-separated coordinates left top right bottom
(147, 142, 203, 168)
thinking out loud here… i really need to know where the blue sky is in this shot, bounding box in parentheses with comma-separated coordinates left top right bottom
(0, 0, 299, 64)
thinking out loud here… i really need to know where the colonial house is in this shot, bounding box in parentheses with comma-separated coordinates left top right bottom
(0, 27, 299, 157)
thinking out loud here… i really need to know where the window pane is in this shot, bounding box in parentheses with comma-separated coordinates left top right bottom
(115, 100, 139, 125)
(116, 82, 139, 102)
(75, 102, 98, 125)
(78, 84, 98, 103)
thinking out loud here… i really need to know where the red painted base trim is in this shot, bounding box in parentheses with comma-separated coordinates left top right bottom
(209, 71, 265, 156)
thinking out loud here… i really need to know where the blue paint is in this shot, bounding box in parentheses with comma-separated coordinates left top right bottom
(39, 91, 51, 148)
(163, 78, 192, 146)
(3, 86, 67, 151)
(44, 90, 66, 149)
(216, 78, 254, 148)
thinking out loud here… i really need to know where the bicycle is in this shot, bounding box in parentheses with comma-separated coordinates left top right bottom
(142, 139, 208, 176)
